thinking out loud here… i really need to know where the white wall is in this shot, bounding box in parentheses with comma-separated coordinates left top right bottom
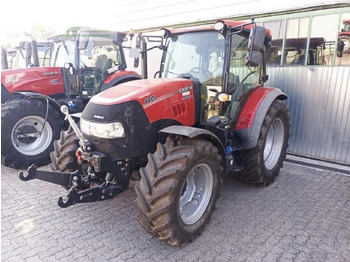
(94, 0, 348, 32)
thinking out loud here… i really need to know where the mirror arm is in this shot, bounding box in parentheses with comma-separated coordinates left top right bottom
(140, 45, 162, 54)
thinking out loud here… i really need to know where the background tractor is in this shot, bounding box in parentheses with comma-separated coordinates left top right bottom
(1, 27, 141, 169)
(337, 20, 350, 57)
(20, 20, 290, 246)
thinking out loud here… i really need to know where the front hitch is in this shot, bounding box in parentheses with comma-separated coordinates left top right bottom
(19, 164, 128, 208)
(19, 164, 80, 186)
(57, 183, 125, 208)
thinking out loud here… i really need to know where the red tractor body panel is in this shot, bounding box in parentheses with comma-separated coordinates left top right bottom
(1, 67, 64, 96)
(235, 87, 275, 130)
(103, 70, 140, 85)
(339, 20, 350, 36)
(92, 78, 196, 126)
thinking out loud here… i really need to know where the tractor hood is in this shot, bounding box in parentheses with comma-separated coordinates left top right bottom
(1, 67, 65, 96)
(91, 78, 193, 105)
(86, 78, 196, 125)
(81, 78, 197, 160)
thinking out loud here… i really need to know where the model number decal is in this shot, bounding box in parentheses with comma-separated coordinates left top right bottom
(145, 95, 157, 104)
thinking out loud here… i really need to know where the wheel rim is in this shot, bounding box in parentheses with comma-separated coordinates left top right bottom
(263, 118, 284, 170)
(179, 163, 213, 225)
(11, 116, 52, 156)
(339, 37, 350, 52)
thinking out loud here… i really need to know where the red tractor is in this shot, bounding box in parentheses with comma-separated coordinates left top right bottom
(20, 20, 290, 246)
(338, 20, 350, 55)
(2, 27, 141, 169)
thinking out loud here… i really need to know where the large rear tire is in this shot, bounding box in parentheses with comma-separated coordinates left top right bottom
(135, 137, 222, 246)
(50, 128, 80, 172)
(239, 100, 290, 186)
(1, 99, 64, 169)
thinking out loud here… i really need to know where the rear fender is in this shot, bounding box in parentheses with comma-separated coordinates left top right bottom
(101, 71, 141, 92)
(2, 91, 66, 121)
(235, 88, 287, 150)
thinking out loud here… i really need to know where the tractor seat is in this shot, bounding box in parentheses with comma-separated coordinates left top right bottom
(95, 55, 113, 75)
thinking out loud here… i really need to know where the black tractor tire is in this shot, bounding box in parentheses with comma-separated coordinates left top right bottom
(50, 127, 80, 172)
(239, 100, 290, 186)
(135, 137, 222, 246)
(1, 99, 64, 169)
(339, 35, 350, 54)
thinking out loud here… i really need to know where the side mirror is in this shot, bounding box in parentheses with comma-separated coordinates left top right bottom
(248, 26, 266, 51)
(245, 51, 262, 67)
(1, 46, 9, 70)
(24, 42, 32, 58)
(245, 25, 265, 67)
(133, 37, 142, 68)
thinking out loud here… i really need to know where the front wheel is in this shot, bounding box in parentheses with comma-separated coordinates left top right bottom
(50, 128, 80, 172)
(239, 100, 290, 186)
(135, 137, 222, 246)
(1, 99, 64, 169)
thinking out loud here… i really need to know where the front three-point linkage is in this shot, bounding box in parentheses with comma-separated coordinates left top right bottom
(18, 105, 128, 208)
(19, 164, 127, 208)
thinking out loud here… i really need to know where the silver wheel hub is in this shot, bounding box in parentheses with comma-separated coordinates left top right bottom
(179, 163, 213, 225)
(264, 118, 284, 170)
(11, 116, 52, 156)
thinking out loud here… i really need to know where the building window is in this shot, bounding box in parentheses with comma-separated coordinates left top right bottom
(264, 20, 285, 66)
(310, 14, 338, 66)
(284, 17, 310, 65)
(336, 12, 350, 66)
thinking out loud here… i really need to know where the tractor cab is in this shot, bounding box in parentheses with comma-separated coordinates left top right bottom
(48, 27, 128, 102)
(159, 21, 268, 126)
(341, 20, 350, 33)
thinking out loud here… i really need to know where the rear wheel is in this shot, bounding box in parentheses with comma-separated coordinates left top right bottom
(239, 100, 290, 186)
(1, 99, 64, 169)
(135, 137, 222, 246)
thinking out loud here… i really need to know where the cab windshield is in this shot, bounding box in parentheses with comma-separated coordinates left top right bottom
(161, 31, 225, 84)
(51, 36, 124, 71)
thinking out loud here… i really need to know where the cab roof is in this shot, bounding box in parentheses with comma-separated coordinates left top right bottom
(48, 27, 126, 43)
(163, 20, 272, 38)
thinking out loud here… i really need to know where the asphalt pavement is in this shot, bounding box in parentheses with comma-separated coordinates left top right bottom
(1, 160, 350, 261)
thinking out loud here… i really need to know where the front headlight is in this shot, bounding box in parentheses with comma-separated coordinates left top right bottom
(80, 118, 125, 139)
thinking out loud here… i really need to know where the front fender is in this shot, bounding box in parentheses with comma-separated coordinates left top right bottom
(159, 125, 226, 160)
(235, 88, 287, 150)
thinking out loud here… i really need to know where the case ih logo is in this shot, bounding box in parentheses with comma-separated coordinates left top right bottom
(178, 86, 192, 93)
(44, 71, 58, 76)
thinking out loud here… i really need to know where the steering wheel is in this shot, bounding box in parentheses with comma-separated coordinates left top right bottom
(189, 67, 213, 82)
